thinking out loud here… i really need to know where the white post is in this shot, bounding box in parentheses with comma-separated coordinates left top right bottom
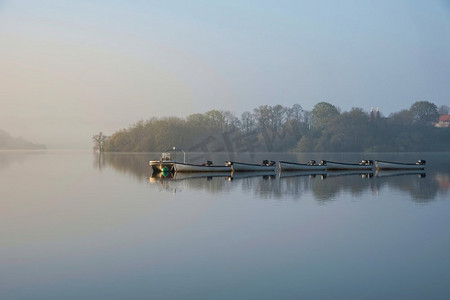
(173, 146, 185, 163)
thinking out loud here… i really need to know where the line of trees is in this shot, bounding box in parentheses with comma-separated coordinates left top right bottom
(96, 101, 449, 152)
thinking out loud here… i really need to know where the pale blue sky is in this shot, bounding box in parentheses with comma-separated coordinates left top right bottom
(1, 0, 449, 148)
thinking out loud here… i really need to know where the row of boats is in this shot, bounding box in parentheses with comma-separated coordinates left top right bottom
(150, 152, 426, 173)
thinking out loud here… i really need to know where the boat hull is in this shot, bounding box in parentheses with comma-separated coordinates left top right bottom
(279, 161, 326, 171)
(173, 162, 231, 172)
(150, 171, 231, 181)
(325, 161, 373, 171)
(279, 170, 326, 178)
(226, 161, 276, 172)
(149, 160, 175, 172)
(375, 160, 425, 170)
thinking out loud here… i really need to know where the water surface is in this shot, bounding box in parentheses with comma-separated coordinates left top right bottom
(1, 151, 449, 299)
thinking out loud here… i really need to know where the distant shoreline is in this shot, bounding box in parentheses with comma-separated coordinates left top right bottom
(0, 129, 46, 150)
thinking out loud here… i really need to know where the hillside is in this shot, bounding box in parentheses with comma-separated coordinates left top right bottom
(0, 129, 46, 149)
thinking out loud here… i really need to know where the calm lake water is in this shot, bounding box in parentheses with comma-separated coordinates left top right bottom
(1, 150, 450, 299)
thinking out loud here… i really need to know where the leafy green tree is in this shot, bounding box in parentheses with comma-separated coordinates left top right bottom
(409, 101, 439, 125)
(318, 108, 369, 151)
(311, 102, 340, 129)
(204, 110, 226, 130)
(389, 109, 413, 126)
(186, 113, 208, 127)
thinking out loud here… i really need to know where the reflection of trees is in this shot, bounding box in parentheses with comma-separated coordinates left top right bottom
(370, 172, 436, 203)
(94, 153, 152, 181)
(234, 171, 440, 204)
(311, 172, 373, 203)
(278, 174, 321, 200)
(235, 172, 373, 203)
(236, 174, 280, 200)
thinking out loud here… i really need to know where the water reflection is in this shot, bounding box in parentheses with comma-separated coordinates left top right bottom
(435, 173, 450, 190)
(309, 172, 374, 203)
(94, 152, 151, 180)
(150, 171, 231, 194)
(375, 170, 425, 178)
(147, 168, 447, 203)
(370, 171, 435, 203)
(228, 171, 276, 180)
(0, 150, 46, 171)
(96, 152, 450, 203)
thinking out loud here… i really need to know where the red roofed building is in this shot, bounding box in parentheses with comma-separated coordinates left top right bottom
(435, 115, 450, 128)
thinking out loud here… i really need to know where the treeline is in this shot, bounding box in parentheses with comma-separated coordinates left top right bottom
(101, 101, 450, 152)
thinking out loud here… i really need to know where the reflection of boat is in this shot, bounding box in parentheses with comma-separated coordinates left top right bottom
(278, 160, 326, 171)
(325, 170, 374, 178)
(375, 170, 426, 178)
(150, 152, 230, 172)
(227, 171, 276, 180)
(150, 171, 231, 181)
(149, 152, 175, 172)
(225, 160, 276, 172)
(279, 170, 326, 178)
(325, 160, 374, 171)
(375, 160, 426, 170)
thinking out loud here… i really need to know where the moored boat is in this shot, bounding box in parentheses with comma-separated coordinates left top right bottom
(172, 161, 231, 172)
(278, 160, 326, 171)
(150, 151, 231, 173)
(324, 160, 374, 171)
(149, 152, 176, 172)
(150, 171, 231, 181)
(375, 160, 426, 170)
(225, 160, 276, 172)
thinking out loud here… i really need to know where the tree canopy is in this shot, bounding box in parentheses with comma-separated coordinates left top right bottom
(311, 102, 340, 129)
(409, 101, 439, 125)
(99, 101, 450, 153)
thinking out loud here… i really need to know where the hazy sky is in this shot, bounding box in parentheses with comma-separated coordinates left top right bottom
(1, 0, 449, 148)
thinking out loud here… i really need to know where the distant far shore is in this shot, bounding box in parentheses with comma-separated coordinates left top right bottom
(0, 129, 46, 150)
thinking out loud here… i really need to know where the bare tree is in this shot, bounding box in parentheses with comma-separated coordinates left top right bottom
(92, 132, 107, 152)
(438, 105, 449, 115)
